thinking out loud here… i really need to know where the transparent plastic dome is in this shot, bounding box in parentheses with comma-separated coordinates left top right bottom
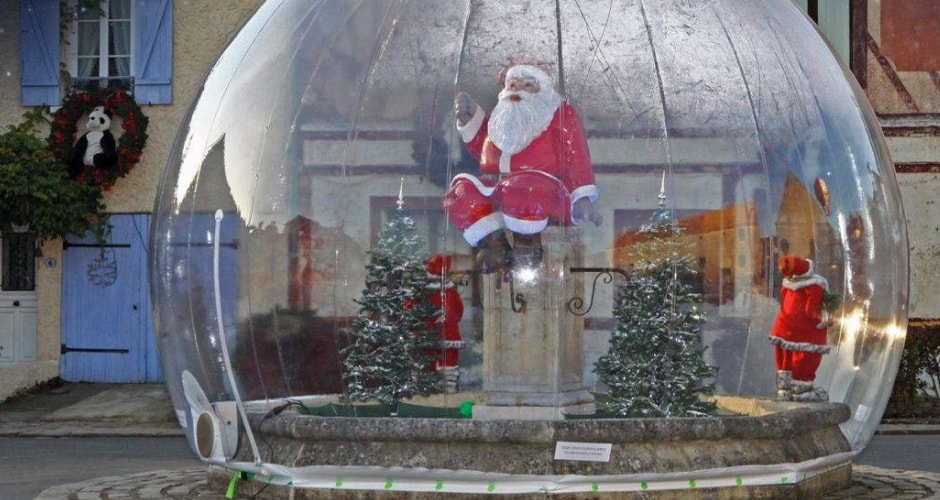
(152, 0, 908, 493)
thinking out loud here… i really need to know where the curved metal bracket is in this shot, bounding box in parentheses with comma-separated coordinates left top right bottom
(507, 271, 526, 313)
(567, 267, 629, 316)
(447, 268, 525, 312)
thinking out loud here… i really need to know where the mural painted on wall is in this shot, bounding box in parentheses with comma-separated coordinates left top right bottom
(861, 0, 940, 114)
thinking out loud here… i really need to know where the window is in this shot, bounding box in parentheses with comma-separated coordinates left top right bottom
(69, 0, 134, 93)
(793, 0, 850, 65)
(20, 0, 174, 106)
(369, 196, 453, 256)
(1, 232, 36, 292)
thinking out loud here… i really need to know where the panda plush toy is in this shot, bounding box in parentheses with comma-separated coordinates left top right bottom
(68, 105, 118, 179)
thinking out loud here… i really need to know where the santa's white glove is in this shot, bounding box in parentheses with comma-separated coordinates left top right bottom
(816, 310, 830, 329)
(572, 198, 603, 227)
(455, 92, 477, 125)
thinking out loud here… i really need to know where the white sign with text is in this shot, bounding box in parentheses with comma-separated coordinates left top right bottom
(553, 441, 613, 462)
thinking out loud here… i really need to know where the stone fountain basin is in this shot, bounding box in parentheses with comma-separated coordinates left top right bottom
(243, 396, 850, 475)
(213, 396, 853, 497)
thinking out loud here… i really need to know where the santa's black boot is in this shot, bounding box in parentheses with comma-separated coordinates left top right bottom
(474, 232, 511, 274)
(509, 232, 543, 270)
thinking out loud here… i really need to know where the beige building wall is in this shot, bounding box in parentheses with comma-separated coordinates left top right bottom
(0, 1, 62, 398)
(0, 2, 21, 128)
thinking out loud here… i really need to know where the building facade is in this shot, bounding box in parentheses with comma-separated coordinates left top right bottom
(0, 0, 937, 401)
(0, 0, 265, 397)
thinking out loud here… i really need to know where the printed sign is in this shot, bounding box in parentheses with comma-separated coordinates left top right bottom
(554, 441, 612, 462)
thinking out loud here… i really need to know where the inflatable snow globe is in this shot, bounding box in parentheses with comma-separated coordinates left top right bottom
(151, 0, 908, 496)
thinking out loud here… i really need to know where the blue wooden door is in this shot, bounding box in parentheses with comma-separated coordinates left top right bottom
(60, 214, 163, 382)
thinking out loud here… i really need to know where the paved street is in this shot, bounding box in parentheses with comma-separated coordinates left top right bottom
(855, 434, 940, 473)
(3, 383, 940, 499)
(0, 437, 201, 500)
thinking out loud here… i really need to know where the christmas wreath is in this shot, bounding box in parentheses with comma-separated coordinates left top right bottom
(48, 88, 149, 191)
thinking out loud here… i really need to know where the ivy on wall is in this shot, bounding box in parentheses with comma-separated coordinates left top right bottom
(0, 119, 105, 242)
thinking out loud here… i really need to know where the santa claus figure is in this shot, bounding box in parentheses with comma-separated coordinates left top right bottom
(769, 254, 831, 401)
(424, 254, 464, 393)
(443, 60, 601, 272)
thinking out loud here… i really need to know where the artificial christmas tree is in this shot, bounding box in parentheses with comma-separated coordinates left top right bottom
(594, 179, 716, 418)
(341, 196, 443, 414)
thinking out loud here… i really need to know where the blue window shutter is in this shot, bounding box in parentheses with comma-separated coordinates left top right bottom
(135, 0, 173, 105)
(20, 0, 60, 106)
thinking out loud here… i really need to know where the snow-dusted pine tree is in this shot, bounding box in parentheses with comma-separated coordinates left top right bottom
(341, 194, 442, 414)
(594, 175, 716, 418)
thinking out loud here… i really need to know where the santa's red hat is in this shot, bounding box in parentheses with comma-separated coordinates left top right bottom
(778, 254, 811, 277)
(426, 254, 452, 276)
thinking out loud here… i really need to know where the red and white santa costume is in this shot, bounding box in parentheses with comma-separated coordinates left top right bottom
(769, 255, 831, 400)
(443, 65, 598, 246)
(424, 255, 464, 392)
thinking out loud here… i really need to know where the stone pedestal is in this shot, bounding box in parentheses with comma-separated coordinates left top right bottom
(477, 227, 594, 419)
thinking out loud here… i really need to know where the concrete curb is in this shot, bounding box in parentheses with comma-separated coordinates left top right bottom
(874, 424, 940, 435)
(0, 424, 183, 438)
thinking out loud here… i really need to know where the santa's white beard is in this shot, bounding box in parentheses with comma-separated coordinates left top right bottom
(488, 88, 561, 155)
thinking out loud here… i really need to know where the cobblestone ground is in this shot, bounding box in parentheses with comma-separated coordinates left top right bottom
(33, 467, 227, 500)
(33, 465, 940, 499)
(823, 465, 940, 499)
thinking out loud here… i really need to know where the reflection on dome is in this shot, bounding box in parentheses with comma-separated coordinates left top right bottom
(151, 0, 908, 494)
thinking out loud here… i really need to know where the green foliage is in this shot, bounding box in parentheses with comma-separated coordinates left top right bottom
(594, 211, 717, 418)
(887, 324, 940, 418)
(823, 291, 842, 312)
(341, 210, 443, 412)
(0, 121, 107, 242)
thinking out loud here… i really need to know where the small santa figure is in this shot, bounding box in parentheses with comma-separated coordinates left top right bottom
(443, 58, 601, 272)
(424, 254, 464, 393)
(769, 254, 831, 401)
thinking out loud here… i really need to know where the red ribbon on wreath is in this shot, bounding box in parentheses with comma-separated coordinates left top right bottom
(48, 89, 149, 191)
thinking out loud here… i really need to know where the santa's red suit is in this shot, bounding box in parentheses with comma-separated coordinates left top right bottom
(769, 255, 831, 399)
(443, 65, 598, 246)
(424, 254, 464, 372)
